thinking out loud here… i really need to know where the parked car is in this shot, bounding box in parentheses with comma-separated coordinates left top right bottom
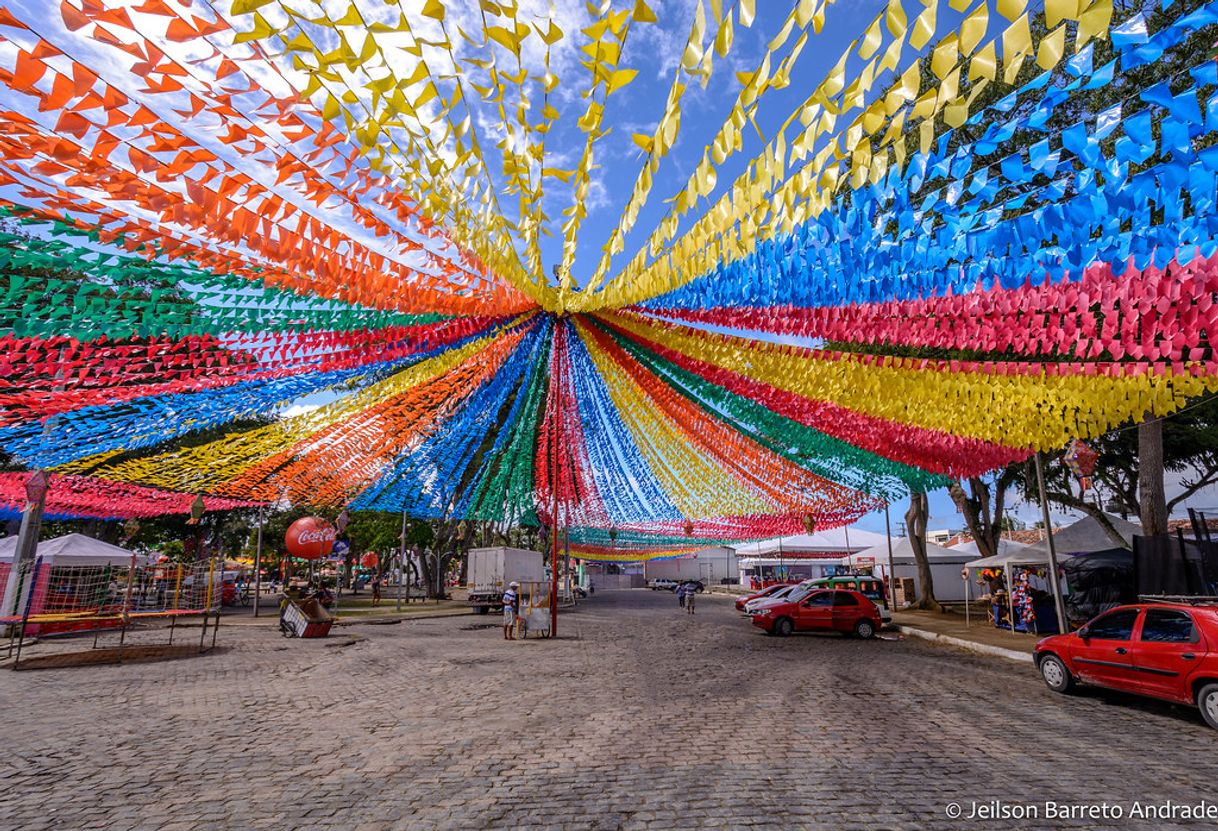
(675, 580, 705, 593)
(751, 589, 882, 639)
(1034, 601, 1218, 729)
(747, 580, 821, 614)
(743, 582, 805, 614)
(647, 578, 679, 591)
(809, 575, 891, 623)
(735, 583, 791, 611)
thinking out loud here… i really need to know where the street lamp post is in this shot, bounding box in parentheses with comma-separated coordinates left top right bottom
(1, 469, 50, 622)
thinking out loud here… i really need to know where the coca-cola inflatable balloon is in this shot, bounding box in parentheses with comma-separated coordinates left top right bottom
(285, 517, 337, 560)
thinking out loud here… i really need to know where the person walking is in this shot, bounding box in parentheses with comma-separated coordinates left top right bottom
(502, 581, 520, 640)
(371, 575, 382, 606)
(677, 582, 686, 609)
(685, 583, 696, 615)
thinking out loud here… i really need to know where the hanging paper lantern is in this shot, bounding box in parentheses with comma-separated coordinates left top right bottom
(360, 552, 379, 569)
(1062, 439, 1100, 496)
(285, 517, 337, 560)
(609, 526, 617, 542)
(802, 514, 816, 534)
(683, 519, 694, 537)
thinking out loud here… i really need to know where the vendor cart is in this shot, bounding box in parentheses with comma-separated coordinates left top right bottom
(280, 598, 333, 638)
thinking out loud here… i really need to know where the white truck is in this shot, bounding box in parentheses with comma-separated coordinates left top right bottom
(643, 558, 702, 584)
(466, 547, 546, 614)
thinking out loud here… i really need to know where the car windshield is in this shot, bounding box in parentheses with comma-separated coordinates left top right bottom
(787, 582, 818, 602)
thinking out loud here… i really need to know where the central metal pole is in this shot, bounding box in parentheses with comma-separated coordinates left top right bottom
(1034, 453, 1069, 633)
(253, 507, 264, 617)
(549, 325, 561, 638)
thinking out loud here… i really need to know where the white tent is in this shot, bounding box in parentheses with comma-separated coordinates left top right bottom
(1020, 513, 1139, 556)
(948, 538, 1031, 559)
(848, 537, 975, 602)
(0, 533, 149, 567)
(964, 515, 1139, 570)
(847, 537, 968, 567)
(733, 527, 890, 557)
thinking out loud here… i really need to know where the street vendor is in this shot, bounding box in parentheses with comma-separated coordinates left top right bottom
(502, 581, 520, 641)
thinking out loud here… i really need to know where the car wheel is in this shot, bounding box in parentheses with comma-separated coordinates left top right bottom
(1039, 654, 1075, 694)
(1197, 683, 1218, 730)
(774, 617, 794, 637)
(853, 619, 876, 639)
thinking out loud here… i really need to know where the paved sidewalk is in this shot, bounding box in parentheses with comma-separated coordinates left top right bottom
(893, 608, 1041, 662)
(4, 588, 1217, 830)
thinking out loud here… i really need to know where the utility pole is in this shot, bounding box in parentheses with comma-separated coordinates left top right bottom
(1035, 454, 1069, 634)
(884, 502, 897, 611)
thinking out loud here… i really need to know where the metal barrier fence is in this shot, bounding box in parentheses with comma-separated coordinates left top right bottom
(1, 556, 224, 669)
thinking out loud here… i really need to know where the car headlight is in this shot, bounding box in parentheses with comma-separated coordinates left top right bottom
(756, 609, 772, 616)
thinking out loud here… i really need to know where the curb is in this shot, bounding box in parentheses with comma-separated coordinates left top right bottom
(335, 609, 473, 626)
(896, 625, 1034, 664)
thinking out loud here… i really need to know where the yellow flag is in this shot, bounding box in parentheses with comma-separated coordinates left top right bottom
(960, 4, 988, 54)
(997, 0, 1027, 22)
(1036, 24, 1066, 70)
(910, 2, 937, 50)
(1045, 0, 1079, 27)
(970, 41, 997, 81)
(1002, 14, 1032, 82)
(421, 0, 446, 21)
(739, 0, 756, 28)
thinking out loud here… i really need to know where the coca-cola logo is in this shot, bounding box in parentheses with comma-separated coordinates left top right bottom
(296, 528, 336, 544)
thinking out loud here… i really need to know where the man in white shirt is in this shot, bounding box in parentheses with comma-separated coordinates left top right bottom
(502, 581, 520, 640)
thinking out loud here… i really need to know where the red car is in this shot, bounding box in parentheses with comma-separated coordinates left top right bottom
(735, 583, 792, 612)
(1034, 602, 1218, 730)
(750, 589, 881, 639)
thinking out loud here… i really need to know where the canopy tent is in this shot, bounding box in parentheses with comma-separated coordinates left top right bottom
(0, 533, 151, 567)
(1020, 514, 1140, 557)
(946, 538, 1032, 559)
(734, 528, 890, 559)
(962, 515, 1142, 570)
(846, 537, 967, 567)
(0, 1, 1215, 559)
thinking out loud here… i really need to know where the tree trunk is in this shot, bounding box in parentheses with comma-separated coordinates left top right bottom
(1138, 414, 1168, 536)
(904, 490, 941, 612)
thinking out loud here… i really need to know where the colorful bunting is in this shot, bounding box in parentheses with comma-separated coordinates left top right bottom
(0, 0, 1214, 559)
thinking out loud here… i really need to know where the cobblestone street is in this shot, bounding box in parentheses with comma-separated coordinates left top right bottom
(2, 589, 1217, 831)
